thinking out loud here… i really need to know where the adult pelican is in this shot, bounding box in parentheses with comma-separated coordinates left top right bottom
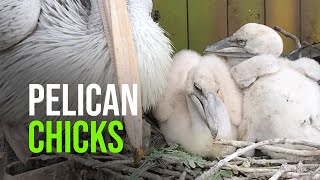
(0, 0, 173, 162)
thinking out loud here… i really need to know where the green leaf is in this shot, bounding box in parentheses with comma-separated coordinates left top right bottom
(210, 170, 233, 180)
(145, 144, 209, 169)
(219, 170, 233, 178)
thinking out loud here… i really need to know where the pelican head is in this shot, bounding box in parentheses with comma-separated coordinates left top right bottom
(184, 60, 229, 138)
(204, 23, 283, 66)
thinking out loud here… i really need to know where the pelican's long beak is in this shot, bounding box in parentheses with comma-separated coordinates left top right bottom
(204, 37, 256, 58)
(193, 92, 229, 138)
(204, 93, 230, 138)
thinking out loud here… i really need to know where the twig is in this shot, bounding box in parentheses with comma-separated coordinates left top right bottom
(28, 154, 63, 161)
(129, 162, 158, 179)
(107, 164, 163, 180)
(93, 159, 134, 168)
(223, 164, 276, 173)
(302, 41, 320, 53)
(213, 139, 320, 157)
(233, 157, 292, 166)
(274, 26, 301, 50)
(151, 168, 193, 179)
(222, 161, 319, 179)
(248, 172, 312, 179)
(196, 138, 287, 180)
(227, 163, 313, 179)
(99, 167, 130, 179)
(311, 165, 320, 179)
(175, 166, 197, 177)
(59, 153, 162, 180)
(179, 171, 187, 180)
(85, 152, 94, 160)
(106, 152, 130, 160)
(215, 139, 320, 149)
(151, 168, 183, 177)
(269, 165, 296, 180)
(52, 148, 161, 180)
(90, 155, 120, 160)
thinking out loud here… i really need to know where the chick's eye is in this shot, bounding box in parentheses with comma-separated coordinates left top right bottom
(236, 39, 246, 46)
(217, 88, 220, 93)
(194, 83, 202, 93)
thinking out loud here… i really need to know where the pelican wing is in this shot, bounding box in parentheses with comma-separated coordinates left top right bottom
(286, 57, 320, 82)
(230, 55, 280, 88)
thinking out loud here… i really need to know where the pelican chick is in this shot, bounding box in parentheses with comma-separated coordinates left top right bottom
(205, 23, 320, 159)
(204, 23, 283, 67)
(204, 23, 319, 81)
(154, 50, 240, 158)
(235, 55, 320, 159)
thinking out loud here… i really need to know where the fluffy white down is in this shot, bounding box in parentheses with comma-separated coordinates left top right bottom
(0, 0, 41, 51)
(0, 0, 173, 126)
(233, 55, 320, 158)
(154, 50, 239, 158)
(127, 0, 173, 111)
(206, 23, 320, 159)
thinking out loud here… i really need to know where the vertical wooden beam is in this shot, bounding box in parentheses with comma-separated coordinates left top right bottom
(301, 0, 320, 43)
(228, 0, 265, 35)
(153, 0, 188, 52)
(266, 0, 300, 53)
(98, 0, 143, 161)
(188, 0, 228, 54)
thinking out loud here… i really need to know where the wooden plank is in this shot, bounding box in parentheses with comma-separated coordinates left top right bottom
(228, 0, 265, 35)
(266, 0, 300, 53)
(153, 0, 188, 52)
(98, 0, 143, 160)
(0, 153, 6, 180)
(301, 0, 320, 43)
(188, 0, 228, 53)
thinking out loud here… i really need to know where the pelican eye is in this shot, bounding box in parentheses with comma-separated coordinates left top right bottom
(217, 88, 220, 93)
(236, 38, 247, 46)
(194, 83, 203, 94)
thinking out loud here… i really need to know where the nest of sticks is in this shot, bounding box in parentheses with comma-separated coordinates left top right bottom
(4, 119, 320, 180)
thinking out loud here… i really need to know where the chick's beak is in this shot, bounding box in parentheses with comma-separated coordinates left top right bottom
(195, 92, 230, 139)
(204, 37, 256, 58)
(203, 93, 219, 138)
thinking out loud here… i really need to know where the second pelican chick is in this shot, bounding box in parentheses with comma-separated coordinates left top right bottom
(154, 50, 241, 158)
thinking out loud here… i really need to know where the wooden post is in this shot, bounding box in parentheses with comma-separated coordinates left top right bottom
(98, 0, 143, 162)
(0, 153, 6, 180)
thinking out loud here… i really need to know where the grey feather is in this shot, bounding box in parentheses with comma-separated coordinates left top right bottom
(0, 0, 173, 127)
(0, 0, 41, 51)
